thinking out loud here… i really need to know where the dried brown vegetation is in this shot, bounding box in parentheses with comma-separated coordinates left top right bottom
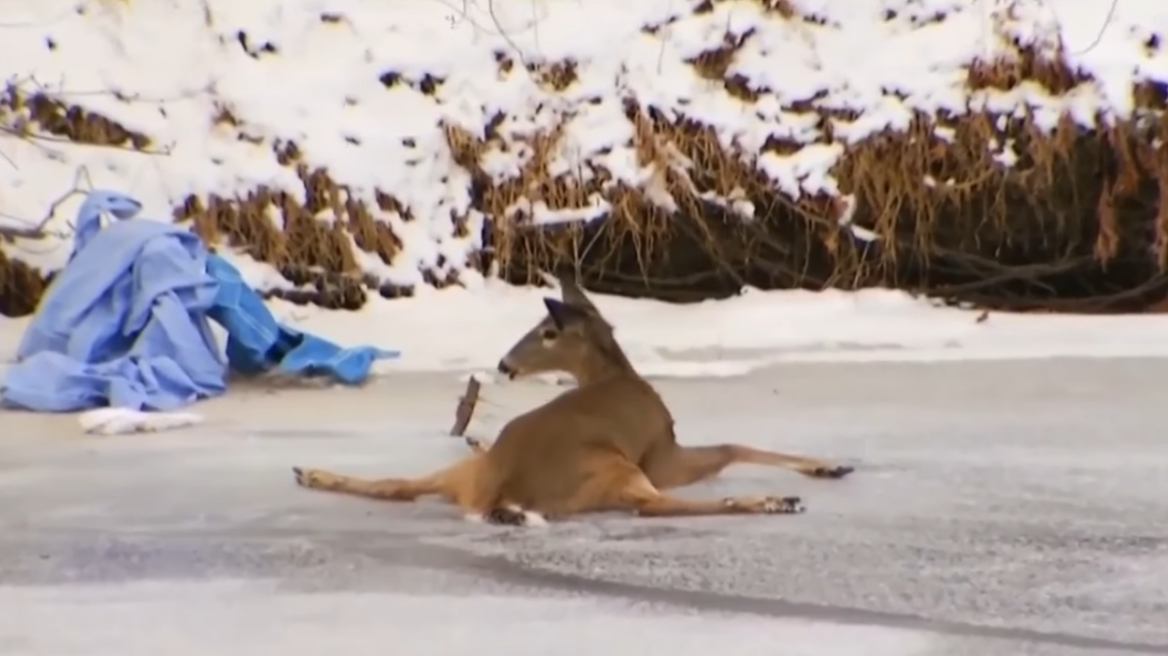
(1, 85, 151, 149)
(685, 29, 767, 101)
(169, 88, 476, 309)
(965, 49, 1088, 95)
(451, 46, 1168, 310)
(378, 70, 446, 96)
(693, 0, 796, 18)
(0, 249, 49, 317)
(687, 33, 745, 81)
(441, 34, 1163, 310)
(440, 98, 840, 302)
(529, 59, 579, 92)
(172, 150, 438, 309)
(829, 108, 1168, 310)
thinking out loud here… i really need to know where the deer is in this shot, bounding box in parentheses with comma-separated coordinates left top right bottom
(292, 275, 854, 526)
(458, 274, 855, 483)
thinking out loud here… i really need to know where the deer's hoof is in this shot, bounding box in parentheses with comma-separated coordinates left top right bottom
(726, 495, 804, 515)
(810, 465, 855, 479)
(292, 467, 318, 488)
(765, 496, 805, 514)
(486, 506, 528, 526)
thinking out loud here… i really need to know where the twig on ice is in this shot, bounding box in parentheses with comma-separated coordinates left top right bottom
(450, 375, 482, 436)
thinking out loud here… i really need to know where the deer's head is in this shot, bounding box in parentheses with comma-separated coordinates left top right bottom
(496, 273, 620, 382)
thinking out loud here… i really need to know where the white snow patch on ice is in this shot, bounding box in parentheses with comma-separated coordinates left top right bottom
(77, 407, 204, 436)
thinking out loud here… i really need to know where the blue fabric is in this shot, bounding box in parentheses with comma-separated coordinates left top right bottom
(205, 254, 398, 385)
(1, 190, 399, 413)
(2, 191, 224, 412)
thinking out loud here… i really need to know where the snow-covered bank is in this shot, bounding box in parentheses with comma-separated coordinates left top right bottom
(1, 0, 1166, 361)
(1, 0, 1165, 289)
(6, 282, 1167, 381)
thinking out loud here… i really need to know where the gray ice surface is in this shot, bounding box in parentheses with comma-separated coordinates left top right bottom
(2, 358, 1167, 656)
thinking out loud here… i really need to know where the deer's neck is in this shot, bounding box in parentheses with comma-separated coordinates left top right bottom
(573, 341, 640, 386)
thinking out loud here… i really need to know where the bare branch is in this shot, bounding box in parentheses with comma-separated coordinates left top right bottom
(438, 0, 550, 68)
(0, 168, 94, 245)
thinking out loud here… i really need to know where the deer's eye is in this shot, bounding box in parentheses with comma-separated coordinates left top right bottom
(540, 328, 558, 340)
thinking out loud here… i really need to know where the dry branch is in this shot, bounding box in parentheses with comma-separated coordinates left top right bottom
(449, 376, 481, 437)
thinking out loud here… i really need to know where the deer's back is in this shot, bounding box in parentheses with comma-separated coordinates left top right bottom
(485, 376, 673, 513)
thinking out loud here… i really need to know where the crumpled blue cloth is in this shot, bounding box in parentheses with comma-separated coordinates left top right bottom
(1, 190, 398, 413)
(205, 253, 398, 385)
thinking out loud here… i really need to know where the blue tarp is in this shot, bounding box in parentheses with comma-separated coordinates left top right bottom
(1, 190, 398, 413)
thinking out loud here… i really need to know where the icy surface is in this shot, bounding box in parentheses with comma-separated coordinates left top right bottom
(2, 359, 1167, 655)
(1, 584, 935, 656)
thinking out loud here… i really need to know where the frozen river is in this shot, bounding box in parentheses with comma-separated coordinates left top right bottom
(2, 358, 1166, 656)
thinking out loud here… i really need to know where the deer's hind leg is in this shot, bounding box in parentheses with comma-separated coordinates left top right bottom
(293, 453, 484, 506)
(485, 452, 805, 526)
(604, 456, 805, 518)
(292, 467, 436, 501)
(642, 443, 854, 490)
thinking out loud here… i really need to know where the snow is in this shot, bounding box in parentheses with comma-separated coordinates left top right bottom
(77, 407, 204, 436)
(0, 0, 1166, 383)
(7, 262, 1167, 385)
(1, 0, 1165, 287)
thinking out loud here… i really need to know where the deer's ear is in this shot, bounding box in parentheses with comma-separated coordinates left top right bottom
(543, 297, 590, 330)
(556, 270, 605, 313)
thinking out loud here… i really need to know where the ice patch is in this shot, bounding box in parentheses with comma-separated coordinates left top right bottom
(0, 581, 934, 656)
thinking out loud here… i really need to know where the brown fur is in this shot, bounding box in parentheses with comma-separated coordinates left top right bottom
(293, 274, 852, 524)
(470, 273, 854, 488)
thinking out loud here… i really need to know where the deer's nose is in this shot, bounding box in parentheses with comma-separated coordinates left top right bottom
(497, 359, 516, 379)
